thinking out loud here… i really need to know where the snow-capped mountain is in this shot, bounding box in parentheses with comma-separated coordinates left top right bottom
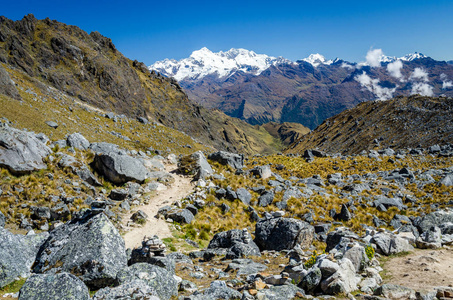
(150, 47, 292, 81)
(378, 52, 428, 63)
(301, 53, 334, 67)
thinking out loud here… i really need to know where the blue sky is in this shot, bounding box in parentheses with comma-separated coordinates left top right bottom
(2, 0, 453, 65)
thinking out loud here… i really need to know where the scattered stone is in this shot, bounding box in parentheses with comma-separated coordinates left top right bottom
(45, 121, 58, 129)
(166, 209, 194, 224)
(131, 210, 148, 224)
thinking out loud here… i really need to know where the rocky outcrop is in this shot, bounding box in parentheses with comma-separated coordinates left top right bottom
(254, 217, 315, 251)
(33, 212, 127, 288)
(0, 124, 51, 174)
(18, 273, 90, 300)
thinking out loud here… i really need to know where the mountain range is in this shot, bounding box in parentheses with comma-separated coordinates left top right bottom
(150, 48, 453, 129)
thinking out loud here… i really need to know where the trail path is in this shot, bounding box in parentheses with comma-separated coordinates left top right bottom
(382, 247, 453, 292)
(122, 164, 194, 249)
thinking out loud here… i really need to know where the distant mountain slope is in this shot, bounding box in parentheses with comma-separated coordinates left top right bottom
(151, 48, 453, 129)
(285, 95, 453, 155)
(0, 15, 291, 155)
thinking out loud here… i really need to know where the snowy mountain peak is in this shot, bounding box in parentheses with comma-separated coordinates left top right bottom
(149, 48, 291, 81)
(302, 53, 333, 67)
(399, 52, 427, 61)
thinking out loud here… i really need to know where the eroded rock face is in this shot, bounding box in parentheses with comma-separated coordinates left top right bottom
(18, 273, 90, 300)
(92, 151, 149, 184)
(33, 212, 127, 289)
(115, 263, 178, 300)
(254, 217, 315, 251)
(0, 124, 51, 174)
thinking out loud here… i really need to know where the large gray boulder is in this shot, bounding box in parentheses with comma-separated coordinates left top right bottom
(93, 280, 159, 300)
(58, 154, 100, 186)
(371, 232, 414, 256)
(208, 151, 244, 169)
(116, 263, 178, 300)
(207, 229, 260, 259)
(165, 209, 194, 224)
(18, 273, 90, 300)
(0, 65, 21, 100)
(0, 228, 48, 288)
(33, 212, 127, 288)
(178, 151, 213, 179)
(0, 124, 51, 174)
(254, 217, 315, 251)
(320, 258, 360, 295)
(66, 133, 90, 150)
(92, 152, 149, 185)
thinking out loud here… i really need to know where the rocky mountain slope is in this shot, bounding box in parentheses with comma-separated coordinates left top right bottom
(151, 48, 453, 129)
(286, 95, 453, 155)
(0, 14, 303, 155)
(1, 120, 452, 298)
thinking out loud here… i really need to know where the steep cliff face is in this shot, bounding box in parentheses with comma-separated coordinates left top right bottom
(0, 15, 292, 155)
(286, 95, 453, 155)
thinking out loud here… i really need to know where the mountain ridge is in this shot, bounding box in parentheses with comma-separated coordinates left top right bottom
(150, 48, 453, 129)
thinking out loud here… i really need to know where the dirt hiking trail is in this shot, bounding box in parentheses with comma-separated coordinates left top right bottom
(122, 164, 194, 249)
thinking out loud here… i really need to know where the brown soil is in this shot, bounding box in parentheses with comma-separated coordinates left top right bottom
(121, 163, 194, 249)
(381, 247, 453, 292)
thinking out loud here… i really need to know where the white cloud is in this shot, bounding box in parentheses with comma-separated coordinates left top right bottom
(410, 67, 429, 82)
(411, 82, 434, 96)
(341, 62, 354, 70)
(440, 73, 453, 89)
(355, 71, 396, 100)
(366, 49, 384, 67)
(387, 60, 404, 81)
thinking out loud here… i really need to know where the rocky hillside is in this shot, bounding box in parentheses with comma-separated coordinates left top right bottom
(286, 95, 453, 155)
(1, 121, 452, 298)
(153, 49, 453, 129)
(0, 14, 293, 155)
